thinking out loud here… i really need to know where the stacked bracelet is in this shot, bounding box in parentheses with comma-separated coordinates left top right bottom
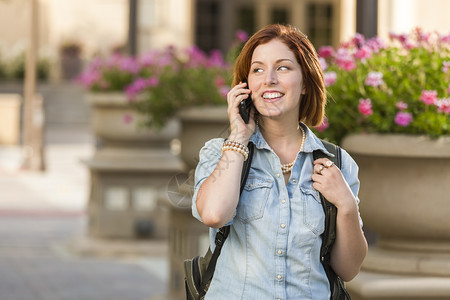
(221, 140, 249, 161)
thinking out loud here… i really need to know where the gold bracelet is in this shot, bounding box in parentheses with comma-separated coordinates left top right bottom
(221, 140, 249, 160)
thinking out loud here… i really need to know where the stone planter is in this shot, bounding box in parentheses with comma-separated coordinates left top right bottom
(85, 92, 179, 148)
(342, 133, 450, 300)
(160, 105, 228, 299)
(177, 105, 229, 170)
(83, 92, 185, 239)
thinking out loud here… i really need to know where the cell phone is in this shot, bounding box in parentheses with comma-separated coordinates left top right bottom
(238, 80, 253, 124)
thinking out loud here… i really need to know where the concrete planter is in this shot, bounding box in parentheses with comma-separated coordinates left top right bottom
(342, 133, 450, 300)
(177, 105, 229, 170)
(83, 92, 184, 239)
(85, 92, 179, 148)
(159, 105, 228, 299)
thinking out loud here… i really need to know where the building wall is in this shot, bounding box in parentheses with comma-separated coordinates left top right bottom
(378, 0, 450, 39)
(0, 0, 448, 66)
(0, 0, 194, 60)
(136, 0, 194, 53)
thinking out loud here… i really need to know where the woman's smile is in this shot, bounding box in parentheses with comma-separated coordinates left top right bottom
(261, 90, 284, 103)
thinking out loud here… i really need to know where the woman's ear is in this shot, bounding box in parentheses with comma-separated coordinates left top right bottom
(301, 86, 307, 95)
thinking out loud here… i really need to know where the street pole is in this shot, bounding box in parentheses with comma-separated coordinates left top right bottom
(356, 0, 378, 38)
(22, 0, 45, 171)
(127, 0, 138, 56)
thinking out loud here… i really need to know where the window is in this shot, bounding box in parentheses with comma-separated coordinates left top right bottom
(195, 0, 221, 52)
(306, 2, 334, 48)
(237, 6, 256, 36)
(271, 7, 289, 25)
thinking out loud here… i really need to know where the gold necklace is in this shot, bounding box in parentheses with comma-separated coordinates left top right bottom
(281, 125, 306, 174)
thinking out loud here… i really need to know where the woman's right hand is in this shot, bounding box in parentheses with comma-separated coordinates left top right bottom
(227, 81, 256, 144)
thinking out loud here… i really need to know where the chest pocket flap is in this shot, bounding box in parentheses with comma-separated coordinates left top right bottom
(237, 176, 273, 223)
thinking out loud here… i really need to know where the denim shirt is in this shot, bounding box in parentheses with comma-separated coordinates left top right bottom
(192, 125, 362, 300)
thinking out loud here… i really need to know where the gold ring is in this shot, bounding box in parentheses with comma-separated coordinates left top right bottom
(325, 161, 334, 168)
(318, 165, 324, 174)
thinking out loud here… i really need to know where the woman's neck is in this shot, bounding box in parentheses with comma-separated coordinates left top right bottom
(258, 116, 305, 168)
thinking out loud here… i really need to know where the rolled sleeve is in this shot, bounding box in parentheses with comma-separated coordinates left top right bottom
(191, 138, 225, 222)
(340, 148, 364, 228)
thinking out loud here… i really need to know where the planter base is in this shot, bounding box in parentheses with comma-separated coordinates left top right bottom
(362, 245, 450, 277)
(347, 270, 450, 300)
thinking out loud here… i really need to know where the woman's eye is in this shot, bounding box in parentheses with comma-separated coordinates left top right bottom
(251, 67, 263, 73)
(278, 66, 289, 71)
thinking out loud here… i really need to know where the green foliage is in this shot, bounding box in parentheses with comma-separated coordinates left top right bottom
(0, 52, 51, 80)
(315, 29, 450, 144)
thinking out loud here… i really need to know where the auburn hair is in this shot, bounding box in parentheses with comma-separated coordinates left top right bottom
(233, 24, 326, 126)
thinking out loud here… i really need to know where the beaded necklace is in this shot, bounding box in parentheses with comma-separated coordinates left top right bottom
(281, 125, 306, 174)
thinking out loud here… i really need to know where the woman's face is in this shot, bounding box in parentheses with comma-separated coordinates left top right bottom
(248, 39, 304, 120)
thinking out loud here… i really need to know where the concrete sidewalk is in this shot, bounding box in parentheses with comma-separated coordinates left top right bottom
(0, 142, 170, 300)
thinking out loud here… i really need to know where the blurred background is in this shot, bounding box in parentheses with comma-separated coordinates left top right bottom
(0, 0, 449, 300)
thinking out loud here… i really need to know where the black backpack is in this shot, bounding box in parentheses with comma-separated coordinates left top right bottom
(184, 140, 351, 300)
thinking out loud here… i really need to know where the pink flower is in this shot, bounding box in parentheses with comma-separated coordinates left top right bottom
(319, 57, 328, 71)
(365, 71, 384, 87)
(236, 30, 249, 43)
(125, 77, 155, 100)
(207, 49, 226, 67)
(318, 46, 335, 59)
(147, 76, 159, 87)
(123, 113, 133, 124)
(435, 98, 450, 114)
(215, 76, 226, 87)
(394, 112, 413, 127)
(354, 45, 372, 60)
(420, 90, 438, 105)
(335, 48, 357, 71)
(442, 61, 450, 73)
(324, 71, 337, 86)
(352, 33, 365, 47)
(358, 98, 373, 116)
(395, 101, 408, 110)
(315, 118, 329, 132)
(366, 37, 386, 53)
(442, 34, 450, 43)
(219, 85, 230, 99)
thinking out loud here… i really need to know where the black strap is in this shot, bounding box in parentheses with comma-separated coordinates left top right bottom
(313, 140, 343, 298)
(199, 142, 254, 294)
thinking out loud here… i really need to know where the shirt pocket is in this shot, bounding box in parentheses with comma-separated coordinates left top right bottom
(236, 176, 273, 223)
(301, 186, 325, 236)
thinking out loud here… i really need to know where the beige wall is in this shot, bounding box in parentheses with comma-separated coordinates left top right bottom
(1, 0, 448, 63)
(42, 0, 128, 56)
(0, 0, 194, 62)
(137, 0, 194, 53)
(378, 0, 450, 39)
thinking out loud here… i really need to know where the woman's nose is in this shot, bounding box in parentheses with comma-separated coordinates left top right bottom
(264, 70, 277, 85)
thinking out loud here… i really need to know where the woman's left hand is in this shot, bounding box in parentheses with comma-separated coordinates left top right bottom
(311, 158, 357, 210)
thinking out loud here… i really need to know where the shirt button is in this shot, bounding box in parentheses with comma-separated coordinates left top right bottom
(281, 199, 286, 204)
(292, 179, 297, 183)
(276, 173, 281, 178)
(280, 224, 286, 229)
(277, 275, 282, 280)
(277, 250, 283, 255)
(248, 183, 252, 188)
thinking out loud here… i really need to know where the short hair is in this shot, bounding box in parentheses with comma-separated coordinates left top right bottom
(233, 24, 326, 127)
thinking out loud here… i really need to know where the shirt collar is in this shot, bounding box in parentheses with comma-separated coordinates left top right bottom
(249, 123, 335, 157)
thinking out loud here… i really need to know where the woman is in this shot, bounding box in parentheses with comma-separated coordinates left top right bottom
(192, 24, 367, 299)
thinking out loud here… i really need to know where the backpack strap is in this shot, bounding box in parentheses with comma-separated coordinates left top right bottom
(313, 140, 342, 297)
(199, 142, 254, 296)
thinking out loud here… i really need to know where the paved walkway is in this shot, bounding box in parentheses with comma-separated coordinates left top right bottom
(0, 140, 169, 300)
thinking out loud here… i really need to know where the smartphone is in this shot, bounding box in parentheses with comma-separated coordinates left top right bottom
(238, 80, 253, 124)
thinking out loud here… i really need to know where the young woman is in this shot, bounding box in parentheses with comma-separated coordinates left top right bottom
(192, 24, 367, 299)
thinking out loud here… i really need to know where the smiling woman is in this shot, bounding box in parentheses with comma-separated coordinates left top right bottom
(190, 24, 367, 300)
(247, 39, 304, 118)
